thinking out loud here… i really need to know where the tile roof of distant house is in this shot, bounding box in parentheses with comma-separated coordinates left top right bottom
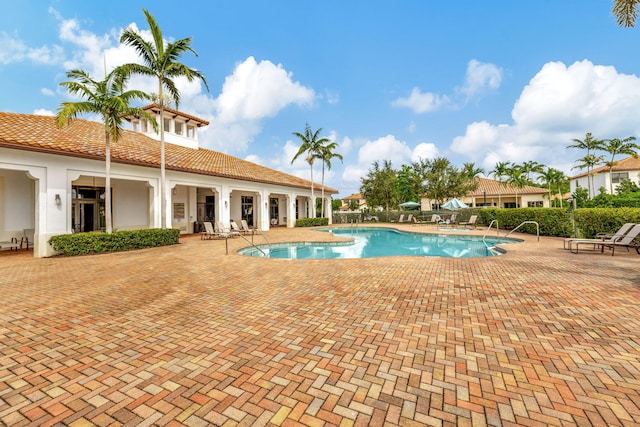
(0, 112, 338, 194)
(342, 193, 363, 200)
(570, 156, 640, 179)
(469, 177, 548, 197)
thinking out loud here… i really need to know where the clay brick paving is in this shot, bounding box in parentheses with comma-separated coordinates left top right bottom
(0, 225, 638, 426)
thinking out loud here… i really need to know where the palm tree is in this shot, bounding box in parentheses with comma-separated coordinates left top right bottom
(521, 160, 545, 184)
(490, 161, 510, 208)
(120, 9, 209, 228)
(506, 166, 528, 208)
(613, 0, 640, 27)
(537, 167, 566, 207)
(315, 141, 343, 218)
(462, 162, 485, 179)
(56, 68, 153, 233)
(291, 124, 330, 218)
(567, 132, 604, 198)
(602, 136, 639, 194)
(572, 153, 604, 198)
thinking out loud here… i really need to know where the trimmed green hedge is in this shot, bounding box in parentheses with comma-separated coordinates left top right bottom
(48, 228, 180, 256)
(478, 208, 573, 237)
(572, 207, 640, 238)
(295, 218, 330, 227)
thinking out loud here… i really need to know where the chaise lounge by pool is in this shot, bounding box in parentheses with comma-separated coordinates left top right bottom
(238, 227, 522, 259)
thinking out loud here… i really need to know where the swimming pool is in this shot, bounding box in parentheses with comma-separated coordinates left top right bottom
(238, 227, 522, 259)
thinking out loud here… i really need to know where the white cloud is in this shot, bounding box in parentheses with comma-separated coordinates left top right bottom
(451, 60, 640, 174)
(201, 56, 315, 153)
(458, 59, 502, 100)
(0, 31, 64, 65)
(392, 87, 450, 113)
(412, 143, 439, 162)
(33, 109, 54, 116)
(41, 88, 55, 96)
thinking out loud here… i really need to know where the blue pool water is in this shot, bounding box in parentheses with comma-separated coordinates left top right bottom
(238, 227, 522, 259)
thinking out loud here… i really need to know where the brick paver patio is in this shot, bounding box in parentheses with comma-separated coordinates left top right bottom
(0, 225, 638, 426)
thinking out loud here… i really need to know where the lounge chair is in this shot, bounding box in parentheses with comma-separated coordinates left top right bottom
(422, 214, 441, 224)
(0, 238, 20, 251)
(404, 214, 413, 223)
(569, 224, 640, 254)
(599, 223, 640, 256)
(21, 228, 34, 249)
(459, 215, 478, 229)
(216, 221, 240, 237)
(241, 219, 259, 234)
(564, 223, 635, 250)
(201, 221, 218, 239)
(392, 214, 405, 223)
(230, 220, 248, 235)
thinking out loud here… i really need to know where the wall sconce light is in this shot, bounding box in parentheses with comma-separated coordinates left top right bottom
(224, 200, 228, 208)
(55, 194, 61, 206)
(265, 201, 268, 208)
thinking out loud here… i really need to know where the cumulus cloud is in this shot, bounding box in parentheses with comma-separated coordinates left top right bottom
(201, 56, 315, 153)
(451, 60, 640, 174)
(457, 59, 503, 100)
(0, 31, 64, 65)
(392, 59, 501, 113)
(41, 88, 55, 96)
(392, 87, 450, 113)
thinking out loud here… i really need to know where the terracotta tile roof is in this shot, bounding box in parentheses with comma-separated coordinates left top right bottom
(0, 112, 338, 194)
(342, 193, 363, 200)
(468, 177, 548, 197)
(140, 103, 209, 126)
(570, 156, 640, 179)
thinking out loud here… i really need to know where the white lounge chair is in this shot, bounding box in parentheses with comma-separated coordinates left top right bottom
(564, 223, 634, 250)
(216, 221, 240, 237)
(459, 215, 478, 229)
(241, 219, 258, 234)
(570, 224, 640, 254)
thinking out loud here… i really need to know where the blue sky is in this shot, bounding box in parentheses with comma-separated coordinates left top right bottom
(1, 1, 639, 197)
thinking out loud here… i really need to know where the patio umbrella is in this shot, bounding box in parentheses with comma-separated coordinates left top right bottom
(441, 198, 469, 210)
(399, 201, 421, 209)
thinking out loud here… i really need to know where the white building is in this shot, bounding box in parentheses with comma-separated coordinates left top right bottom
(570, 156, 640, 196)
(0, 106, 338, 257)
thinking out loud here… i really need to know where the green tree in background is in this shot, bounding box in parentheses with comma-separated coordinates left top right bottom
(292, 124, 331, 218)
(567, 132, 603, 198)
(316, 140, 343, 218)
(360, 160, 397, 212)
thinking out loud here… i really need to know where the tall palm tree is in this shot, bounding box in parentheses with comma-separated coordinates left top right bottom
(572, 153, 604, 198)
(315, 141, 343, 218)
(521, 160, 545, 184)
(506, 166, 528, 208)
(602, 136, 639, 194)
(537, 167, 566, 207)
(613, 0, 640, 27)
(462, 162, 485, 179)
(567, 132, 603, 198)
(120, 9, 209, 228)
(291, 124, 330, 218)
(490, 161, 510, 208)
(56, 68, 153, 233)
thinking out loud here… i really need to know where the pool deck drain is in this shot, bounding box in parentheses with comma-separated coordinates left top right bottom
(1, 224, 639, 426)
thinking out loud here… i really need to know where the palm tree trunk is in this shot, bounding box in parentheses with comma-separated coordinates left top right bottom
(105, 132, 112, 234)
(310, 163, 315, 218)
(159, 83, 167, 229)
(320, 164, 326, 218)
(609, 165, 614, 195)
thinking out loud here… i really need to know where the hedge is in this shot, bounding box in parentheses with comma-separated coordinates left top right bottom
(295, 218, 330, 227)
(572, 207, 640, 238)
(477, 208, 572, 237)
(48, 228, 181, 256)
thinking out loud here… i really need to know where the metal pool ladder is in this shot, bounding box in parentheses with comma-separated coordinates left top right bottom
(505, 221, 539, 241)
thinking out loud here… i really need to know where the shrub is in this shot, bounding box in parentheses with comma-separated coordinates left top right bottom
(478, 208, 572, 237)
(295, 218, 329, 227)
(572, 207, 640, 238)
(48, 228, 180, 256)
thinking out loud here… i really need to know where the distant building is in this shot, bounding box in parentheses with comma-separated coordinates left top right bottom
(570, 156, 640, 195)
(420, 177, 550, 210)
(0, 106, 337, 257)
(340, 193, 368, 211)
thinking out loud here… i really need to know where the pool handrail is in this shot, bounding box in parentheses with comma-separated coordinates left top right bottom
(505, 221, 539, 241)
